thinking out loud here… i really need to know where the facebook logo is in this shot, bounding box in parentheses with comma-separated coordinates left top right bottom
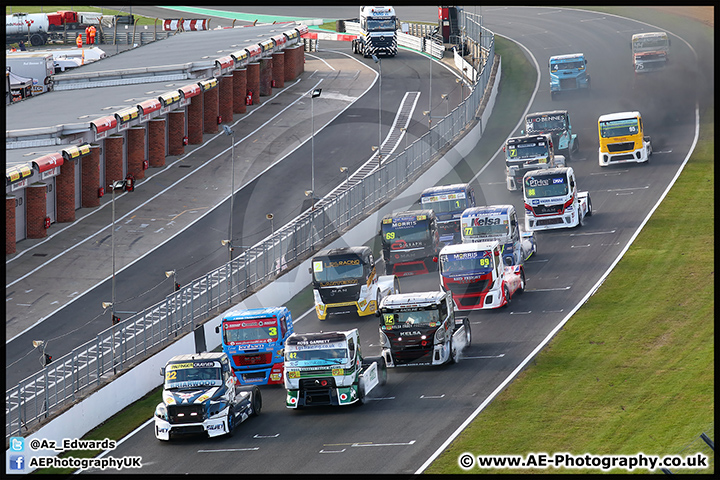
(9, 455, 25, 471)
(9, 437, 24, 451)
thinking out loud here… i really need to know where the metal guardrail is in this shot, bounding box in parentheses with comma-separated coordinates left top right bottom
(5, 12, 494, 440)
(344, 21, 445, 59)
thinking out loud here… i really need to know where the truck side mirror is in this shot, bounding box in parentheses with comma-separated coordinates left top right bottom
(504, 256, 513, 266)
(308, 267, 312, 274)
(160, 367, 165, 377)
(215, 326, 220, 334)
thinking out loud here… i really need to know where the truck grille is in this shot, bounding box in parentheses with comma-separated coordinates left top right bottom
(318, 284, 361, 304)
(458, 296, 484, 308)
(168, 405, 205, 424)
(607, 142, 635, 153)
(536, 217, 564, 226)
(234, 353, 271, 367)
(446, 279, 490, 295)
(560, 78, 576, 89)
(438, 222, 459, 235)
(392, 348, 432, 364)
(241, 371, 267, 382)
(609, 153, 636, 161)
(299, 377, 337, 405)
(531, 203, 564, 216)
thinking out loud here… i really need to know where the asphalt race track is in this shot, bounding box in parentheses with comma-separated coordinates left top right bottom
(16, 7, 704, 475)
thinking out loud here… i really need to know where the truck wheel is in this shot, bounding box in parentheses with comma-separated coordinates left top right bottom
(393, 277, 400, 295)
(563, 148, 571, 162)
(30, 33, 45, 46)
(356, 381, 366, 405)
(250, 386, 262, 416)
(463, 318, 472, 347)
(227, 407, 235, 436)
(573, 137, 580, 154)
(503, 285, 511, 307)
(517, 270, 526, 294)
(450, 338, 459, 364)
(586, 196, 593, 217)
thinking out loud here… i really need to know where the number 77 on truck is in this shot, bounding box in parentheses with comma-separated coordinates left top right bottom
(215, 307, 294, 386)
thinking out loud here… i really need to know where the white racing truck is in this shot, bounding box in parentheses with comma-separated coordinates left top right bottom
(504, 134, 565, 191)
(351, 6, 398, 57)
(523, 166, 592, 231)
(154, 352, 261, 441)
(461, 204, 537, 266)
(284, 329, 387, 408)
(377, 290, 471, 367)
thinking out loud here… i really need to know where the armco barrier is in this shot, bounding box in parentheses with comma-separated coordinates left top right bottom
(6, 12, 493, 440)
(10, 56, 501, 474)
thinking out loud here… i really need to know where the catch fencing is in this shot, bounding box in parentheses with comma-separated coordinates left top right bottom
(5, 12, 494, 440)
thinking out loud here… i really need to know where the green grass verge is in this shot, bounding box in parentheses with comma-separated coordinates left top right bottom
(424, 16, 715, 477)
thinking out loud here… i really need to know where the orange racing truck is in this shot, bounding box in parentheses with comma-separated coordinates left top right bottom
(598, 111, 652, 167)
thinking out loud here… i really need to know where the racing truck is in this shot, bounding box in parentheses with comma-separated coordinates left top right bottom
(154, 352, 261, 441)
(598, 111, 652, 167)
(310, 246, 399, 320)
(351, 6, 398, 57)
(284, 329, 387, 408)
(523, 166, 592, 231)
(379, 209, 440, 276)
(524, 110, 579, 161)
(549, 53, 590, 99)
(215, 307, 294, 386)
(631, 31, 670, 73)
(377, 290, 471, 367)
(460, 205, 537, 266)
(437, 240, 525, 311)
(419, 183, 476, 245)
(504, 133, 565, 192)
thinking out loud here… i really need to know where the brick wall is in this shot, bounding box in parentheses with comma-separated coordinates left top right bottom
(247, 62, 260, 105)
(284, 46, 297, 82)
(105, 135, 124, 191)
(148, 119, 166, 167)
(127, 126, 146, 180)
(56, 157, 75, 223)
(26, 183, 47, 239)
(203, 87, 219, 134)
(6, 195, 16, 254)
(168, 110, 185, 156)
(82, 145, 101, 208)
(233, 68, 247, 114)
(219, 74, 234, 124)
(259, 58, 273, 96)
(272, 52, 285, 88)
(188, 94, 203, 144)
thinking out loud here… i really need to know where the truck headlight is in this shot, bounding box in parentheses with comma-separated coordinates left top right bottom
(154, 403, 168, 420)
(435, 327, 445, 344)
(380, 331, 390, 347)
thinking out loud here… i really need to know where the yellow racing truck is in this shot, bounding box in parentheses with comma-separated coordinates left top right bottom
(598, 111, 652, 167)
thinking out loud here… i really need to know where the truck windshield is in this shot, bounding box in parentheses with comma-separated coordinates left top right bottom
(463, 217, 509, 237)
(421, 193, 468, 213)
(506, 141, 549, 160)
(312, 255, 364, 283)
(524, 174, 569, 198)
(285, 342, 348, 365)
(223, 317, 278, 346)
(527, 115, 565, 133)
(381, 309, 439, 327)
(551, 60, 585, 72)
(599, 118, 639, 138)
(632, 36, 669, 52)
(381, 219, 430, 246)
(164, 363, 222, 389)
(440, 251, 493, 274)
(367, 19, 396, 31)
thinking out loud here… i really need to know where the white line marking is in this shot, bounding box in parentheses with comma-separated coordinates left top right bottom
(465, 354, 505, 359)
(569, 230, 615, 236)
(367, 396, 395, 401)
(198, 447, 259, 453)
(607, 186, 649, 192)
(570, 244, 591, 248)
(542, 310, 564, 313)
(420, 394, 445, 399)
(351, 440, 416, 447)
(526, 286, 571, 292)
(510, 311, 531, 315)
(616, 192, 634, 196)
(253, 433, 280, 438)
(320, 449, 346, 454)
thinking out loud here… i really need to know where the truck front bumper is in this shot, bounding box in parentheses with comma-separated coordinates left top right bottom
(286, 385, 359, 408)
(154, 414, 230, 440)
(598, 145, 649, 166)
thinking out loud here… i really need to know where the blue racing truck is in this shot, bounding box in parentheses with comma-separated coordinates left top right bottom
(419, 183, 476, 245)
(215, 307, 294, 386)
(549, 53, 590, 99)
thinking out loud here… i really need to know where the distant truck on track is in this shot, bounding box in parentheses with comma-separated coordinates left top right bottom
(419, 183, 476, 245)
(597, 111, 652, 167)
(631, 31, 670, 73)
(549, 53, 590, 99)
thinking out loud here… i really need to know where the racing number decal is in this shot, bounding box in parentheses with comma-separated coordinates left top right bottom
(509, 148, 517, 158)
(527, 188, 536, 196)
(269, 327, 277, 336)
(165, 371, 177, 380)
(464, 227, 473, 236)
(383, 314, 395, 326)
(385, 231, 395, 240)
(288, 352, 297, 359)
